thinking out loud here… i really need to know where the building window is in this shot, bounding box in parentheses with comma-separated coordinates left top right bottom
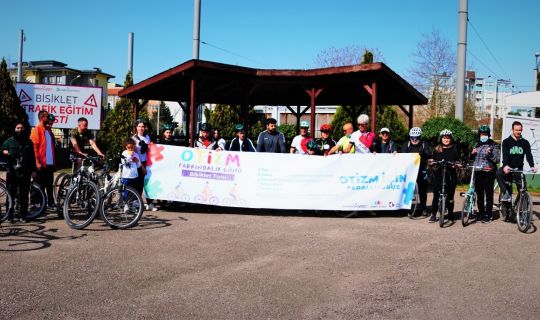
(57, 76, 65, 85)
(49, 76, 56, 84)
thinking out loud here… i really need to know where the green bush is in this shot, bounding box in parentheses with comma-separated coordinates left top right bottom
(421, 117, 476, 162)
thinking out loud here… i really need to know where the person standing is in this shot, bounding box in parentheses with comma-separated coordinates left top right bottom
(213, 128, 226, 151)
(429, 129, 461, 223)
(256, 118, 286, 153)
(228, 124, 256, 152)
(373, 127, 397, 153)
(471, 125, 499, 223)
(1, 121, 37, 222)
(496, 121, 537, 221)
(30, 111, 56, 210)
(290, 121, 311, 155)
(313, 124, 336, 156)
(343, 114, 376, 154)
(195, 123, 219, 150)
(329, 122, 355, 154)
(132, 119, 157, 212)
(70, 117, 105, 158)
(401, 127, 432, 216)
(157, 123, 179, 146)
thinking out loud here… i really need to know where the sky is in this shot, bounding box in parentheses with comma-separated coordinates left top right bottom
(1, 0, 539, 93)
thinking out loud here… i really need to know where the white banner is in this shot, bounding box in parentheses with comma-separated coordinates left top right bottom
(502, 114, 540, 171)
(16, 83, 103, 129)
(143, 144, 420, 211)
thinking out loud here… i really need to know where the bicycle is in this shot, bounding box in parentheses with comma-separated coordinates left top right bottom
(99, 156, 144, 229)
(499, 169, 534, 233)
(406, 182, 420, 219)
(460, 165, 483, 227)
(0, 163, 13, 223)
(430, 159, 458, 228)
(0, 161, 45, 221)
(62, 153, 102, 229)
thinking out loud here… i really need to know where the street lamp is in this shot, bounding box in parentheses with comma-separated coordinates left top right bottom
(70, 74, 81, 86)
(535, 52, 540, 91)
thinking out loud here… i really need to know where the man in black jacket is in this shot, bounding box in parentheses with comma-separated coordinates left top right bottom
(497, 121, 537, 212)
(256, 118, 286, 153)
(1, 121, 37, 222)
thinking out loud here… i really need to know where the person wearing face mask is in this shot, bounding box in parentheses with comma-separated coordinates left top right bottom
(1, 121, 37, 222)
(470, 125, 499, 223)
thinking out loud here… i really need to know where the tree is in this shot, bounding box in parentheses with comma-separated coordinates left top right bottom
(314, 45, 384, 67)
(97, 72, 136, 158)
(421, 116, 476, 161)
(206, 104, 265, 141)
(148, 101, 173, 136)
(0, 58, 29, 143)
(374, 107, 408, 144)
(277, 123, 296, 148)
(409, 28, 457, 121)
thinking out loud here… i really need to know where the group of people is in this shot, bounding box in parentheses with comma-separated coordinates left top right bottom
(2, 110, 536, 224)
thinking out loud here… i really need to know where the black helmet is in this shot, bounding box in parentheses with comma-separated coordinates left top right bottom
(478, 125, 491, 136)
(47, 113, 56, 123)
(199, 123, 211, 132)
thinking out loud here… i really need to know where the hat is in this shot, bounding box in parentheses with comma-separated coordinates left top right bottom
(380, 127, 390, 134)
(300, 121, 309, 128)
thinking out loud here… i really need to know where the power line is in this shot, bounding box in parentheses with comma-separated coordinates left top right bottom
(201, 41, 274, 68)
(467, 49, 501, 79)
(468, 20, 511, 80)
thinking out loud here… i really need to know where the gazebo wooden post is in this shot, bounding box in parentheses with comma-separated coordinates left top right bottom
(363, 82, 377, 132)
(189, 79, 196, 148)
(305, 88, 323, 136)
(409, 105, 414, 128)
(178, 102, 190, 146)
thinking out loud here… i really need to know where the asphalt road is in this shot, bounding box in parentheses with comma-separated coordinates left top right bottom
(1, 197, 539, 320)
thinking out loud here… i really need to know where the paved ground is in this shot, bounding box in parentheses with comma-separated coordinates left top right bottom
(1, 196, 539, 320)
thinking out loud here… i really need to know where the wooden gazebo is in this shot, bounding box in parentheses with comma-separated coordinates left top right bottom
(119, 59, 427, 146)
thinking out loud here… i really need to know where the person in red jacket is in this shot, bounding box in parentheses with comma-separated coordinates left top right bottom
(30, 110, 56, 210)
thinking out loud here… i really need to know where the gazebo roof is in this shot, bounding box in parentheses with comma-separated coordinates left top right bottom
(119, 59, 427, 106)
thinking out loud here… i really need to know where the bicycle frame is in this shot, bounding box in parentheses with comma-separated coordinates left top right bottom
(431, 159, 455, 227)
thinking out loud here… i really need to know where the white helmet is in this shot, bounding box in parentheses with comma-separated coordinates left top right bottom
(409, 127, 422, 137)
(439, 129, 453, 137)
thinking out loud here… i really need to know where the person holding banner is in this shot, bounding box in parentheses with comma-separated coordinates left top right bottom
(195, 123, 220, 150)
(213, 129, 227, 151)
(401, 127, 432, 216)
(70, 117, 105, 158)
(373, 128, 397, 154)
(132, 119, 157, 212)
(256, 118, 286, 153)
(30, 111, 57, 211)
(228, 124, 256, 152)
(343, 114, 376, 154)
(329, 122, 355, 154)
(157, 123, 179, 146)
(290, 121, 311, 155)
(313, 124, 336, 156)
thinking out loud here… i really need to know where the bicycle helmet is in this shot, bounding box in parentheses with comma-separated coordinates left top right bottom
(300, 121, 309, 128)
(409, 127, 422, 137)
(199, 123, 211, 132)
(234, 123, 244, 131)
(320, 124, 332, 132)
(47, 113, 56, 123)
(478, 125, 491, 136)
(439, 129, 453, 137)
(307, 139, 319, 150)
(162, 122, 176, 131)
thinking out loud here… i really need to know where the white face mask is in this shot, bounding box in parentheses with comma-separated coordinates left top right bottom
(480, 136, 488, 143)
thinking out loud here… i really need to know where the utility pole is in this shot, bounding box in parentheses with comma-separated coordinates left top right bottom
(128, 32, 134, 75)
(535, 52, 539, 91)
(17, 29, 25, 82)
(193, 0, 201, 59)
(456, 0, 468, 121)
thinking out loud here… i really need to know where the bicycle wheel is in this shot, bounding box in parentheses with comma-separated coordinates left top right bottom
(517, 192, 532, 233)
(439, 194, 446, 228)
(63, 181, 101, 229)
(53, 172, 67, 202)
(0, 183, 13, 223)
(26, 182, 46, 219)
(461, 194, 473, 227)
(55, 174, 72, 210)
(101, 185, 144, 229)
(408, 183, 420, 218)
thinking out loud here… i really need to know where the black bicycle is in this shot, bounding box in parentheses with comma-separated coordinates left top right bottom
(430, 159, 459, 227)
(499, 169, 534, 233)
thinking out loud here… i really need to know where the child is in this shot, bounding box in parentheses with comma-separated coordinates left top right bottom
(121, 139, 141, 190)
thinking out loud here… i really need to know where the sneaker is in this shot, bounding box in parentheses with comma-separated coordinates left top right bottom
(46, 205, 57, 211)
(19, 216, 27, 223)
(146, 203, 158, 212)
(482, 217, 490, 224)
(501, 193, 512, 202)
(428, 215, 437, 223)
(123, 204, 130, 213)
